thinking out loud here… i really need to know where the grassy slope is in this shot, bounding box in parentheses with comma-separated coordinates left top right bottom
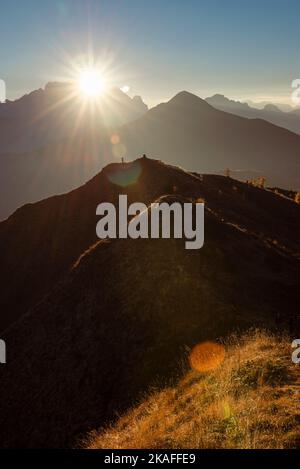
(85, 331, 300, 449)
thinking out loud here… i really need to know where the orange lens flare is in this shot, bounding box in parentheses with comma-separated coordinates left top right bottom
(110, 133, 120, 145)
(189, 341, 225, 372)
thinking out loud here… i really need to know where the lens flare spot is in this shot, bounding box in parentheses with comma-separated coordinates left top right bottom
(106, 160, 142, 187)
(112, 142, 127, 160)
(111, 134, 120, 145)
(189, 341, 225, 373)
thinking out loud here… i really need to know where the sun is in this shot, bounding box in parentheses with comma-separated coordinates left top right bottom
(77, 68, 106, 98)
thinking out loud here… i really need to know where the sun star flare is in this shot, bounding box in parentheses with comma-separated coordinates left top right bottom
(77, 68, 106, 98)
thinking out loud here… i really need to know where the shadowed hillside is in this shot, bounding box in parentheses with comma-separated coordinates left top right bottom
(0, 157, 299, 447)
(0, 157, 299, 331)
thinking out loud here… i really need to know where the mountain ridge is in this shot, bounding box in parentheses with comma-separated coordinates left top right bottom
(0, 157, 299, 447)
(0, 156, 299, 332)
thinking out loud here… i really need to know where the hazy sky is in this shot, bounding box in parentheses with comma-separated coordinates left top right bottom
(1, 0, 300, 106)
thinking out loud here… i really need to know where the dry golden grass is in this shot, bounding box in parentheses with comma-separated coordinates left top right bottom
(84, 331, 300, 449)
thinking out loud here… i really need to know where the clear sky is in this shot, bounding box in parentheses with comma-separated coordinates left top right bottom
(1, 0, 300, 106)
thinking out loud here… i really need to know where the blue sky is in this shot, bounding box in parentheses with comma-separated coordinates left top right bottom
(0, 0, 299, 105)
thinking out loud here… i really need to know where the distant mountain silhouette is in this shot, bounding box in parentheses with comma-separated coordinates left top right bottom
(0, 82, 148, 154)
(246, 100, 296, 112)
(0, 83, 148, 219)
(0, 157, 299, 447)
(1, 89, 300, 221)
(120, 91, 300, 188)
(206, 94, 257, 118)
(206, 93, 300, 135)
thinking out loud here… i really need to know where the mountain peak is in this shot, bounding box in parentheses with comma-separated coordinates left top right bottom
(263, 103, 282, 113)
(169, 90, 212, 108)
(209, 93, 228, 102)
(206, 94, 251, 110)
(131, 95, 148, 112)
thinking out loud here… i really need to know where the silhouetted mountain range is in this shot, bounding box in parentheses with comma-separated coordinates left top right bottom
(120, 92, 300, 188)
(0, 89, 300, 221)
(206, 94, 300, 135)
(0, 157, 299, 447)
(246, 100, 295, 112)
(0, 82, 147, 153)
(0, 83, 148, 219)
